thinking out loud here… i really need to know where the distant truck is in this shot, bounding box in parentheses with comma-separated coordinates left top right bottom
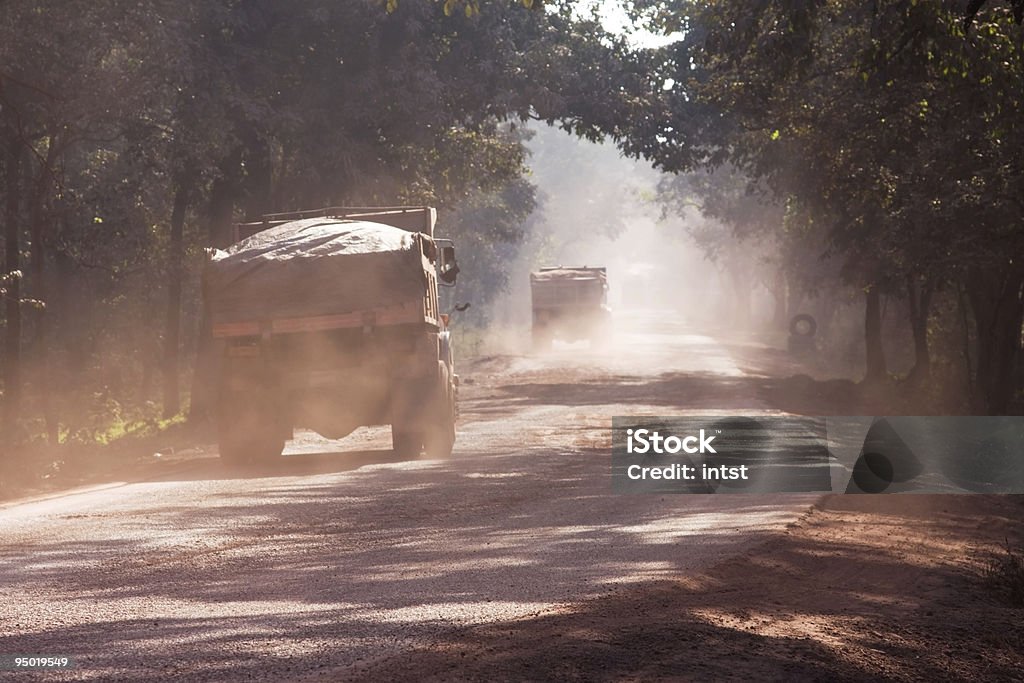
(530, 266, 611, 350)
(204, 206, 460, 464)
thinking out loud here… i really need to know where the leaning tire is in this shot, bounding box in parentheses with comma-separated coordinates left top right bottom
(789, 313, 817, 338)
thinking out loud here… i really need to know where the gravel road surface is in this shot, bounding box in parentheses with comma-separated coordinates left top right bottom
(0, 312, 816, 681)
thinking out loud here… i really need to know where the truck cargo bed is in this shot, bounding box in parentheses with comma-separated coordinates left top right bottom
(205, 218, 440, 337)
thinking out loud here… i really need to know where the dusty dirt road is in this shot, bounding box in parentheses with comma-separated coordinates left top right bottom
(0, 312, 817, 681)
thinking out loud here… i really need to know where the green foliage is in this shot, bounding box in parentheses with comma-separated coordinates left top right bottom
(619, 0, 1023, 408)
(0, 0, 627, 442)
(646, 0, 1024, 278)
(383, 0, 541, 17)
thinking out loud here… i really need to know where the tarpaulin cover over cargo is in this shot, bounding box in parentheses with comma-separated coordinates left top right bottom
(530, 267, 608, 308)
(530, 267, 607, 283)
(204, 218, 427, 325)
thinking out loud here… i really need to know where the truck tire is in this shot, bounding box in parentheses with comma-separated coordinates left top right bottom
(391, 362, 456, 459)
(220, 433, 285, 465)
(424, 362, 456, 459)
(391, 380, 425, 458)
(218, 394, 285, 465)
(391, 428, 423, 459)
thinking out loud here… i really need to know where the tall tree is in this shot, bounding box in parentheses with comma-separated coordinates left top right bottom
(612, 0, 1024, 409)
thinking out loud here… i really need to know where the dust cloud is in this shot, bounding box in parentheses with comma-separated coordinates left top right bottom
(482, 125, 728, 355)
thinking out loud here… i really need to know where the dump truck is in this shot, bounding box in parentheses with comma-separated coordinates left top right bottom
(530, 266, 611, 350)
(203, 206, 460, 464)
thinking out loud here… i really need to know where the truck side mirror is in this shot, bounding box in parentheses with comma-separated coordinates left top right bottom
(439, 245, 459, 285)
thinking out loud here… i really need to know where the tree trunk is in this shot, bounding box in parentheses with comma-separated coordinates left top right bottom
(966, 265, 1024, 414)
(2, 136, 23, 432)
(162, 183, 189, 418)
(864, 286, 888, 383)
(207, 176, 236, 249)
(786, 272, 803, 322)
(956, 281, 974, 399)
(771, 268, 788, 330)
(906, 276, 934, 385)
(188, 178, 235, 423)
(139, 285, 159, 403)
(729, 267, 752, 330)
(28, 137, 59, 443)
(242, 131, 272, 221)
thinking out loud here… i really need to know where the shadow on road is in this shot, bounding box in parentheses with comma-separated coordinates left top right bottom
(337, 496, 1024, 682)
(5, 494, 1019, 680)
(0, 442, 816, 678)
(1, 326, 1009, 679)
(489, 370, 868, 416)
(157, 448, 412, 483)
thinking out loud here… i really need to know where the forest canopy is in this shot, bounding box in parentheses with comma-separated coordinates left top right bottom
(0, 0, 634, 444)
(612, 0, 1024, 414)
(1, 0, 1022, 460)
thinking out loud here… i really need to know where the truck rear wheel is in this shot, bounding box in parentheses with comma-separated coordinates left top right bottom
(391, 362, 456, 459)
(218, 394, 285, 465)
(424, 363, 456, 459)
(391, 429, 423, 459)
(220, 434, 285, 465)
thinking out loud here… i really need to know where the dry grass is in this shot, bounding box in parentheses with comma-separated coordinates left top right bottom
(981, 539, 1024, 607)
